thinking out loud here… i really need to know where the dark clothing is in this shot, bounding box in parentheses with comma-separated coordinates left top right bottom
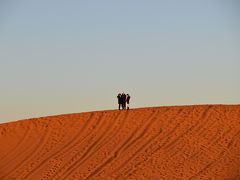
(117, 94, 122, 110)
(126, 96, 130, 104)
(117, 94, 122, 104)
(121, 94, 126, 103)
(121, 94, 126, 109)
(117, 93, 130, 110)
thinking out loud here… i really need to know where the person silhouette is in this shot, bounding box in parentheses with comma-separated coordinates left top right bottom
(121, 93, 126, 110)
(117, 93, 122, 110)
(126, 94, 131, 110)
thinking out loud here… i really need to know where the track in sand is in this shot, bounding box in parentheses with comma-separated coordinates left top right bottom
(0, 105, 240, 179)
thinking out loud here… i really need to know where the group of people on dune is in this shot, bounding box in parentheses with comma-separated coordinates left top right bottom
(117, 93, 131, 110)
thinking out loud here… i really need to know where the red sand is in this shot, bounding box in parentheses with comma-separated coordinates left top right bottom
(0, 105, 240, 180)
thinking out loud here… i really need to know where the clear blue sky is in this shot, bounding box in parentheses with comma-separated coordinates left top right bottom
(0, 0, 239, 123)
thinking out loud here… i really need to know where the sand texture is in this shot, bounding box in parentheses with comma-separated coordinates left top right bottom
(0, 105, 240, 180)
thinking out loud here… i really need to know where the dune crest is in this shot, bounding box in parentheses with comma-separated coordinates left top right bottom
(0, 105, 240, 179)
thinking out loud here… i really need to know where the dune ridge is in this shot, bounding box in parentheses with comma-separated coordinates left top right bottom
(0, 105, 240, 179)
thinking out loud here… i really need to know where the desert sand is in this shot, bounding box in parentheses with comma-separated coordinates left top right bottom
(0, 105, 240, 180)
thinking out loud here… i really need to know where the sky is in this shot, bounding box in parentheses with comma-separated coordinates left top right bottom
(0, 0, 239, 123)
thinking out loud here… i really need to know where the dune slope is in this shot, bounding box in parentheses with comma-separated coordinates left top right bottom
(0, 105, 240, 179)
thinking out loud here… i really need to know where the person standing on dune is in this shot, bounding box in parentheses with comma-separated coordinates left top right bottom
(126, 94, 131, 110)
(121, 93, 126, 110)
(117, 93, 122, 110)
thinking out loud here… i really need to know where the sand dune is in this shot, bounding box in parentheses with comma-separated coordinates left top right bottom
(0, 105, 240, 179)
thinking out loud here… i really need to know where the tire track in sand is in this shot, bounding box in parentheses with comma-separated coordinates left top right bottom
(109, 108, 186, 178)
(163, 106, 213, 152)
(113, 109, 187, 179)
(86, 110, 162, 179)
(66, 111, 131, 179)
(1, 105, 239, 180)
(1, 125, 51, 180)
(115, 130, 163, 180)
(121, 106, 215, 179)
(121, 110, 161, 153)
(124, 107, 191, 163)
(124, 106, 190, 166)
(189, 130, 240, 180)
(60, 112, 124, 179)
(196, 107, 221, 137)
(50, 112, 106, 179)
(184, 108, 233, 161)
(0, 126, 30, 167)
(73, 110, 140, 179)
(23, 113, 94, 179)
(39, 113, 101, 179)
